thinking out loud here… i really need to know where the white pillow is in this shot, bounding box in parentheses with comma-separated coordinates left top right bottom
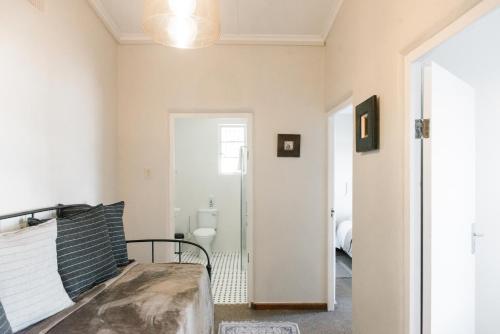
(0, 219, 74, 332)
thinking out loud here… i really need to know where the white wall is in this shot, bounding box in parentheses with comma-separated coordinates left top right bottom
(175, 117, 245, 252)
(333, 110, 353, 223)
(0, 0, 118, 231)
(117, 45, 326, 303)
(420, 9, 500, 333)
(324, 0, 482, 333)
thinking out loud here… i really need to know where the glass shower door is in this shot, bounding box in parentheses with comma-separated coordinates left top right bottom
(240, 146, 248, 271)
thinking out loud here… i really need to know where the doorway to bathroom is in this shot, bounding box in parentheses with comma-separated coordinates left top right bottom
(169, 112, 253, 305)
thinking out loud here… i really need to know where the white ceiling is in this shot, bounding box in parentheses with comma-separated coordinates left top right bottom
(88, 0, 343, 46)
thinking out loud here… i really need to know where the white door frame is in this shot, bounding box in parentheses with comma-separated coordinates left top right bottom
(403, 1, 499, 333)
(327, 96, 353, 311)
(168, 110, 255, 305)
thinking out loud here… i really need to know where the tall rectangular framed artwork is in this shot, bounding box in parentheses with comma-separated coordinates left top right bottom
(356, 95, 379, 152)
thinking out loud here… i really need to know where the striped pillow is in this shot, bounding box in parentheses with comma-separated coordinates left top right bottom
(0, 302, 12, 334)
(103, 202, 129, 266)
(58, 202, 129, 267)
(0, 220, 74, 332)
(57, 205, 118, 299)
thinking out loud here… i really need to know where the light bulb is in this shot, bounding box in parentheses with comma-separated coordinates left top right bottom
(144, 0, 219, 49)
(168, 16, 198, 48)
(168, 0, 197, 17)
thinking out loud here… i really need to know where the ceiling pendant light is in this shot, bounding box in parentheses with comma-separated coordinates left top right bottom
(143, 0, 220, 49)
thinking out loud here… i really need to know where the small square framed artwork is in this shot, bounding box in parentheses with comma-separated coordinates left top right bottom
(356, 95, 379, 152)
(277, 134, 301, 157)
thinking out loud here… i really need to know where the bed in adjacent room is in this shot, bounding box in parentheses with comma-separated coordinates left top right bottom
(336, 220, 352, 257)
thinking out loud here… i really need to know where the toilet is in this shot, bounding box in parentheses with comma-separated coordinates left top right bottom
(193, 209, 218, 259)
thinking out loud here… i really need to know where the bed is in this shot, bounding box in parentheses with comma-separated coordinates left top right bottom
(336, 220, 352, 257)
(20, 262, 213, 334)
(0, 204, 214, 334)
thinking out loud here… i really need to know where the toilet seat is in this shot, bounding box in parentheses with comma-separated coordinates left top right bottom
(193, 228, 216, 238)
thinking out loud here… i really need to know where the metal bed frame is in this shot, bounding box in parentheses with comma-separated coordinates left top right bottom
(0, 204, 212, 279)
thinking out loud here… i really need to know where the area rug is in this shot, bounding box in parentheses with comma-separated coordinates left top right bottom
(219, 321, 300, 334)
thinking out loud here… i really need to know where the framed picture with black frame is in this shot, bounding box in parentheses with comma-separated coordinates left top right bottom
(277, 134, 301, 157)
(356, 95, 379, 152)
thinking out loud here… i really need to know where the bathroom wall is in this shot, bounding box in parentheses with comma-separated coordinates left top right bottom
(175, 118, 246, 253)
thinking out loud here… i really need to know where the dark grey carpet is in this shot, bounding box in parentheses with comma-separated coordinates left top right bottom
(215, 278, 352, 334)
(336, 249, 352, 278)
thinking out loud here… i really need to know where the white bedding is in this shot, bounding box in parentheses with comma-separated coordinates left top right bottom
(336, 220, 352, 257)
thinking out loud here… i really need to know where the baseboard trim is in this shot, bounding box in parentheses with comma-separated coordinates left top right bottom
(250, 303, 328, 311)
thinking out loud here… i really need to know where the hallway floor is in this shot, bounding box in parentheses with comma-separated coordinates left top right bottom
(215, 278, 352, 334)
(214, 250, 352, 333)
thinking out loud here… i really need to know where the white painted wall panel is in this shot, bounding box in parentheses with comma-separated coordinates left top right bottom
(0, 0, 118, 231)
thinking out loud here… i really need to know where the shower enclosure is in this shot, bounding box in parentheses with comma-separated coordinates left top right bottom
(240, 146, 248, 271)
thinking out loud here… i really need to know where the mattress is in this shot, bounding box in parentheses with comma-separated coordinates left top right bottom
(21, 262, 214, 334)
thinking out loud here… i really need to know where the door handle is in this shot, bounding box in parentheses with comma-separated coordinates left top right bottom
(471, 224, 484, 254)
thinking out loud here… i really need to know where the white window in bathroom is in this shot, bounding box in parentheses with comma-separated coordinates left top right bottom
(219, 124, 246, 175)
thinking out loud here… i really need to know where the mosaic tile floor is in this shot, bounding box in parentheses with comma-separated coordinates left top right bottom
(179, 251, 247, 304)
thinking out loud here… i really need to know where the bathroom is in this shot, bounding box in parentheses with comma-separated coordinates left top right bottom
(173, 115, 249, 304)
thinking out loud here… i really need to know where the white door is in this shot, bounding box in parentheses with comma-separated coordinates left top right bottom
(327, 114, 337, 311)
(422, 62, 476, 334)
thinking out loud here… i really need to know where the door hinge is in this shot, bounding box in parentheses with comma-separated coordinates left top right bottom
(415, 119, 430, 139)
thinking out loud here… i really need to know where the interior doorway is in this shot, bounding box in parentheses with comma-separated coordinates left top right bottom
(327, 100, 353, 311)
(169, 112, 254, 306)
(408, 5, 500, 333)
